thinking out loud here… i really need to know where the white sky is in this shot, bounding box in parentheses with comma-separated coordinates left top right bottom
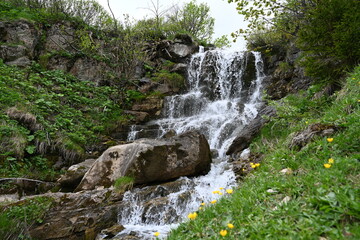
(96, 0, 248, 49)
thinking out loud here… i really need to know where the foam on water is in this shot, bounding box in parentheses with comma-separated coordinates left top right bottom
(114, 49, 265, 239)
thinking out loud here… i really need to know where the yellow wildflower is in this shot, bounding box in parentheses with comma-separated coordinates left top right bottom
(226, 189, 233, 194)
(154, 232, 160, 237)
(324, 163, 332, 168)
(219, 187, 224, 190)
(219, 192, 223, 195)
(200, 202, 205, 206)
(187, 212, 198, 220)
(227, 223, 234, 229)
(305, 121, 308, 124)
(212, 190, 220, 194)
(328, 158, 334, 164)
(327, 138, 334, 143)
(199, 207, 203, 210)
(220, 230, 228, 237)
(255, 163, 260, 167)
(250, 163, 256, 168)
(210, 200, 217, 204)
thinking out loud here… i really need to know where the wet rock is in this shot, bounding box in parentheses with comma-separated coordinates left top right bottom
(27, 189, 122, 240)
(99, 225, 125, 239)
(124, 110, 150, 124)
(162, 129, 176, 138)
(57, 159, 96, 190)
(289, 123, 338, 150)
(75, 131, 211, 191)
(131, 96, 164, 116)
(226, 105, 276, 155)
(170, 63, 188, 75)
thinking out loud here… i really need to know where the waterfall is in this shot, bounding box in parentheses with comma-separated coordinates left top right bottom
(114, 50, 265, 239)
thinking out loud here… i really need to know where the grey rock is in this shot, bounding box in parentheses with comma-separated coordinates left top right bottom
(226, 105, 276, 155)
(57, 159, 96, 189)
(75, 131, 211, 191)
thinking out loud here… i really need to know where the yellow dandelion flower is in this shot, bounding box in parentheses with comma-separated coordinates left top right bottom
(250, 164, 256, 168)
(327, 138, 334, 143)
(226, 189, 233, 194)
(212, 190, 220, 194)
(219, 192, 223, 195)
(210, 200, 217, 204)
(219, 187, 224, 190)
(328, 158, 334, 164)
(227, 223, 234, 229)
(187, 212, 198, 220)
(200, 202, 205, 206)
(154, 232, 160, 237)
(324, 163, 332, 168)
(255, 163, 260, 167)
(220, 230, 228, 237)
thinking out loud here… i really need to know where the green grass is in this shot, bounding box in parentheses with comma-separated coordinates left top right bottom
(167, 66, 360, 239)
(114, 176, 135, 193)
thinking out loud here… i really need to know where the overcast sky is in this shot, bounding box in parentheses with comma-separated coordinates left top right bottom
(96, 0, 248, 49)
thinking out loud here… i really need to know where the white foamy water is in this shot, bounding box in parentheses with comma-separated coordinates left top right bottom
(113, 49, 265, 239)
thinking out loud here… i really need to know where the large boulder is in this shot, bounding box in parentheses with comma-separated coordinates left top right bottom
(75, 131, 211, 191)
(57, 159, 96, 190)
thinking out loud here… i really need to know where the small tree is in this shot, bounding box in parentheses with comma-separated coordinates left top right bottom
(166, 0, 215, 43)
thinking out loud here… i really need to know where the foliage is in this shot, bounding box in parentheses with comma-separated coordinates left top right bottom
(168, 66, 360, 239)
(1, 0, 115, 29)
(296, 0, 360, 82)
(0, 196, 53, 239)
(232, 0, 360, 83)
(213, 35, 231, 48)
(165, 0, 215, 43)
(0, 60, 127, 177)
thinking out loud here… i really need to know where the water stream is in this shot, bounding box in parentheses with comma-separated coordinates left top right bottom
(115, 49, 265, 239)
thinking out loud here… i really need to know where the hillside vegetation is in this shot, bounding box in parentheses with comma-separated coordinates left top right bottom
(168, 64, 360, 240)
(0, 0, 223, 180)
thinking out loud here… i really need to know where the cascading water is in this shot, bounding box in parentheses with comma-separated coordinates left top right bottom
(115, 49, 265, 239)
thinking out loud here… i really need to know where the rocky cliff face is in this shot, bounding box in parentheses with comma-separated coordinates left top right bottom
(262, 43, 312, 100)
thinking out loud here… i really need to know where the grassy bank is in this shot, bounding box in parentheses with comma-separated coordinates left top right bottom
(0, 61, 127, 179)
(167, 66, 360, 239)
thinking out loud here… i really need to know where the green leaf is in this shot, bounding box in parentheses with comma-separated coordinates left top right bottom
(26, 145, 36, 154)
